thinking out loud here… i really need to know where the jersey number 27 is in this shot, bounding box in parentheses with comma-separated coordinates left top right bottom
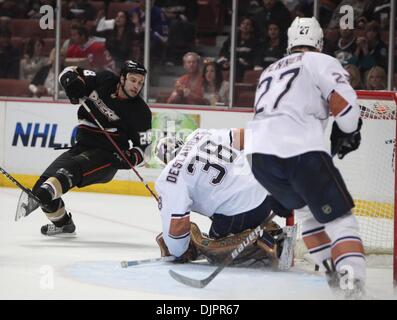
(255, 67, 300, 115)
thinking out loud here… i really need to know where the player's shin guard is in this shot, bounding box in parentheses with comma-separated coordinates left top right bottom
(301, 215, 332, 269)
(35, 168, 75, 206)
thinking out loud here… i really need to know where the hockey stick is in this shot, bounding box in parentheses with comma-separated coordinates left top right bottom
(169, 212, 276, 288)
(79, 98, 159, 203)
(121, 256, 176, 268)
(0, 166, 39, 202)
(0, 166, 42, 221)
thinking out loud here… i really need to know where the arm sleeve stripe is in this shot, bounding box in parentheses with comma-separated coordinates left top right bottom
(171, 212, 190, 218)
(339, 105, 353, 117)
(169, 232, 190, 240)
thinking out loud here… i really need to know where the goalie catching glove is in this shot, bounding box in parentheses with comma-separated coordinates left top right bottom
(331, 118, 362, 159)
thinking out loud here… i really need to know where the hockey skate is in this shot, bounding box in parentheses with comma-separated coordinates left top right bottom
(41, 213, 76, 237)
(323, 259, 366, 300)
(15, 191, 40, 221)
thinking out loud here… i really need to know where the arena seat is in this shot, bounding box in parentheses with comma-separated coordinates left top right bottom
(0, 79, 31, 97)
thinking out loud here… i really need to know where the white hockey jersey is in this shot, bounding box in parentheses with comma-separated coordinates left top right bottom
(245, 51, 359, 158)
(155, 129, 268, 257)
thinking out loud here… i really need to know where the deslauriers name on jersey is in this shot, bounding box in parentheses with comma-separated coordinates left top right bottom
(264, 53, 303, 73)
(165, 131, 208, 184)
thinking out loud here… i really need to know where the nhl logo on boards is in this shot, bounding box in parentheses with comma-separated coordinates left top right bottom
(322, 204, 332, 214)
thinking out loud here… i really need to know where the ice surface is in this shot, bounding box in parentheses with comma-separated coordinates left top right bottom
(0, 187, 395, 300)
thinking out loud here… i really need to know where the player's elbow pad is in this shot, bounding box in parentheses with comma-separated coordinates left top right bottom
(335, 103, 361, 133)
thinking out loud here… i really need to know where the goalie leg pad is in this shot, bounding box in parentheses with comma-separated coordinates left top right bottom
(191, 222, 282, 265)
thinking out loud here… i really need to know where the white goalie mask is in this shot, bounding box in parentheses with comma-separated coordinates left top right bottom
(287, 17, 323, 53)
(155, 136, 184, 165)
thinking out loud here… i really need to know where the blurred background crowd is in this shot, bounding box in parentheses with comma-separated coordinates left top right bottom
(0, 0, 395, 108)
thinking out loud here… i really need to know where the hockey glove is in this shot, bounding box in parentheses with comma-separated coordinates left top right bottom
(59, 71, 87, 104)
(112, 148, 143, 169)
(330, 118, 362, 159)
(156, 232, 199, 263)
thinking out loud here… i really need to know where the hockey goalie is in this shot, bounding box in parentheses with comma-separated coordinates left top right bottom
(154, 128, 297, 268)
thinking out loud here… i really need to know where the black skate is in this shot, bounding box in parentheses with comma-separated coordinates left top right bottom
(15, 191, 40, 221)
(41, 213, 76, 237)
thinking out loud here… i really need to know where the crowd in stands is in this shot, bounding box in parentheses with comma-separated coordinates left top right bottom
(0, 0, 395, 105)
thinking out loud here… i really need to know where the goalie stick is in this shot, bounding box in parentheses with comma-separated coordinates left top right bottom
(120, 256, 176, 268)
(169, 212, 277, 288)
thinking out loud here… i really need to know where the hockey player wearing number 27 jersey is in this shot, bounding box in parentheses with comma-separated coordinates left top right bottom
(155, 128, 291, 265)
(245, 17, 365, 298)
(24, 60, 152, 236)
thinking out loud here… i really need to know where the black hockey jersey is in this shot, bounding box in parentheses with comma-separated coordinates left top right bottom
(62, 68, 152, 156)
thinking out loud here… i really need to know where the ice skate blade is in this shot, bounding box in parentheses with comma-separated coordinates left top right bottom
(42, 232, 77, 238)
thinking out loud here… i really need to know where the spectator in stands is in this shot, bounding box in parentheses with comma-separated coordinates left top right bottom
(167, 51, 204, 105)
(26, 0, 55, 19)
(94, 11, 135, 72)
(64, 24, 116, 73)
(202, 60, 229, 107)
(365, 65, 387, 90)
(344, 63, 363, 90)
(322, 26, 340, 57)
(327, 0, 374, 29)
(0, 26, 20, 79)
(130, 0, 169, 66)
(156, 0, 197, 66)
(66, 0, 97, 22)
(333, 27, 357, 65)
(29, 48, 66, 98)
(219, 17, 260, 81)
(0, 0, 26, 18)
(129, 9, 145, 63)
(351, 20, 388, 73)
(356, 16, 368, 30)
(254, 21, 287, 70)
(252, 0, 291, 38)
(20, 37, 49, 81)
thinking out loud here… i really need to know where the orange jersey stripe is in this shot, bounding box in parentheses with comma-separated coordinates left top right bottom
(169, 216, 190, 238)
(332, 240, 365, 259)
(303, 231, 331, 250)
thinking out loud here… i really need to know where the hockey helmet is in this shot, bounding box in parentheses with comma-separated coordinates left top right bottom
(287, 17, 323, 53)
(120, 60, 147, 78)
(155, 136, 184, 165)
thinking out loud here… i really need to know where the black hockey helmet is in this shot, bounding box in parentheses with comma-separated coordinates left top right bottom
(120, 60, 147, 78)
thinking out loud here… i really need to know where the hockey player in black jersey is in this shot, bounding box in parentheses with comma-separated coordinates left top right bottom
(24, 60, 152, 236)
